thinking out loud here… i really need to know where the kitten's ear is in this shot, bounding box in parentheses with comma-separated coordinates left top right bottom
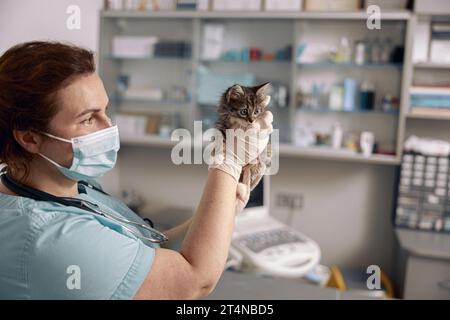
(262, 95, 271, 108)
(255, 82, 271, 96)
(226, 84, 244, 103)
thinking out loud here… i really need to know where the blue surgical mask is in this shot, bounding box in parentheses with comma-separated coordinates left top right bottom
(38, 125, 120, 181)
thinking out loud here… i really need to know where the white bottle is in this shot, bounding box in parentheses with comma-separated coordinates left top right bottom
(332, 123, 343, 149)
(354, 40, 367, 65)
(337, 37, 352, 64)
(360, 131, 375, 157)
(329, 84, 344, 111)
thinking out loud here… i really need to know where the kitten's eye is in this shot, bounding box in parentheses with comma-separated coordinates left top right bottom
(239, 109, 248, 116)
(254, 109, 261, 115)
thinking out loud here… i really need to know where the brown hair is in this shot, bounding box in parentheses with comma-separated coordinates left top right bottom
(0, 41, 95, 182)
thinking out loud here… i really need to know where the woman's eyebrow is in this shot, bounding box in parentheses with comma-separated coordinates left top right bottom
(76, 108, 101, 118)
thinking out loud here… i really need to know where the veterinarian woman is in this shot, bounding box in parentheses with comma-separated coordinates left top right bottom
(0, 42, 273, 299)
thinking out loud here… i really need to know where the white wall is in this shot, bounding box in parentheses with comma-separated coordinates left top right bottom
(0, 0, 103, 54)
(0, 0, 122, 192)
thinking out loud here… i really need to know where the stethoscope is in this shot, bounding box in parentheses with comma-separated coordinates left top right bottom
(0, 168, 168, 244)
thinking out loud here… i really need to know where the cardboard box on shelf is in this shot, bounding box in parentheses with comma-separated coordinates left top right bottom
(115, 112, 161, 136)
(429, 23, 450, 63)
(415, 0, 450, 14)
(112, 36, 158, 58)
(212, 0, 262, 11)
(364, 0, 408, 10)
(145, 113, 162, 134)
(304, 0, 360, 11)
(265, 0, 303, 11)
(197, 0, 210, 11)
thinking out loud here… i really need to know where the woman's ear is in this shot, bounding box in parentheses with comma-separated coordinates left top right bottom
(12, 129, 44, 154)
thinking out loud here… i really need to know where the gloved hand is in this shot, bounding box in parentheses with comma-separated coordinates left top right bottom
(208, 111, 273, 183)
(235, 166, 252, 215)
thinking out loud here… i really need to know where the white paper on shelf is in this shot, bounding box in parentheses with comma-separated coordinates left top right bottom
(243, 0, 262, 11)
(429, 40, 450, 63)
(404, 135, 450, 157)
(112, 36, 159, 58)
(123, 87, 165, 101)
(197, 0, 210, 11)
(412, 20, 431, 63)
(200, 24, 224, 61)
(415, 0, 450, 14)
(116, 114, 147, 137)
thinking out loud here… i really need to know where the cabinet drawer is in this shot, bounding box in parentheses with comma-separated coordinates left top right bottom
(404, 255, 450, 299)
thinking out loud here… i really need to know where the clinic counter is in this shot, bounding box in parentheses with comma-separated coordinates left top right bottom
(204, 270, 384, 300)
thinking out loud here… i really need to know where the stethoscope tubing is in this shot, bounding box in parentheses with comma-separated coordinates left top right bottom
(0, 168, 168, 244)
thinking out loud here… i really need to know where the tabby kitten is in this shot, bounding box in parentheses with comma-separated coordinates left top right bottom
(215, 82, 272, 190)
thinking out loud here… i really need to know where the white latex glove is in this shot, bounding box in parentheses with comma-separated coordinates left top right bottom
(209, 111, 273, 182)
(235, 166, 252, 215)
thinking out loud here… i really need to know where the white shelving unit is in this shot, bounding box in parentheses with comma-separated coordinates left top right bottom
(119, 135, 398, 165)
(404, 13, 450, 126)
(101, 10, 411, 20)
(413, 62, 450, 69)
(99, 9, 414, 166)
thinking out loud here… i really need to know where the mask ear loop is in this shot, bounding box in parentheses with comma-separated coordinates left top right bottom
(37, 152, 67, 169)
(38, 131, 72, 143)
(34, 130, 73, 168)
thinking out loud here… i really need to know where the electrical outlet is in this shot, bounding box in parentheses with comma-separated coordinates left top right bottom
(276, 192, 304, 210)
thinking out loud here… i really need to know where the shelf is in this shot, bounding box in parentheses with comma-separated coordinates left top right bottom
(100, 8, 410, 164)
(120, 135, 178, 147)
(119, 135, 399, 165)
(406, 113, 450, 121)
(108, 55, 191, 61)
(297, 107, 399, 115)
(113, 96, 191, 105)
(102, 10, 198, 19)
(416, 12, 450, 17)
(101, 10, 411, 21)
(413, 62, 450, 69)
(297, 62, 403, 69)
(201, 59, 291, 64)
(279, 144, 399, 165)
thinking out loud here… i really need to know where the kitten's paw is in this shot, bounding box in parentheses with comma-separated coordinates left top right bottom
(237, 166, 252, 203)
(236, 182, 249, 203)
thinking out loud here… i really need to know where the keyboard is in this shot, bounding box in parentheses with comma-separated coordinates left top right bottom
(237, 228, 305, 253)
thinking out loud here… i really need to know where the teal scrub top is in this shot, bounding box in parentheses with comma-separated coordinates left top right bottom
(0, 179, 160, 299)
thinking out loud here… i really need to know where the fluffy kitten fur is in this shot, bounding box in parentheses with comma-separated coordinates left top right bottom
(215, 82, 272, 191)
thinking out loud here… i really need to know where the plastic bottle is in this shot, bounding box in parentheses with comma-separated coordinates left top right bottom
(360, 80, 376, 111)
(380, 38, 392, 64)
(332, 123, 343, 149)
(337, 37, 351, 64)
(371, 38, 381, 64)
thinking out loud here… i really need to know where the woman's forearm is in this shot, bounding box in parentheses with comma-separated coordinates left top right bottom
(161, 217, 193, 251)
(180, 168, 237, 287)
